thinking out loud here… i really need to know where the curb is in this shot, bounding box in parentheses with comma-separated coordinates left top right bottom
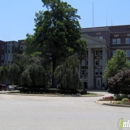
(96, 101, 130, 108)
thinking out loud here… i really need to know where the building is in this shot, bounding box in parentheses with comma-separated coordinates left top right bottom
(4, 41, 18, 64)
(18, 40, 26, 54)
(81, 25, 130, 89)
(0, 40, 5, 66)
(3, 40, 26, 64)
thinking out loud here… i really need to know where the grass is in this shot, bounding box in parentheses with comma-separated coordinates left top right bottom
(6, 91, 98, 97)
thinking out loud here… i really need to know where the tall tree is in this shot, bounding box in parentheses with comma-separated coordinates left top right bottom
(25, 0, 87, 87)
(103, 49, 130, 79)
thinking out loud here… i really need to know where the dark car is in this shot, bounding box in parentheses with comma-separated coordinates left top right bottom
(0, 84, 7, 91)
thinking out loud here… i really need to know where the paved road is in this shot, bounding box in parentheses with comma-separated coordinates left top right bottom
(0, 91, 129, 130)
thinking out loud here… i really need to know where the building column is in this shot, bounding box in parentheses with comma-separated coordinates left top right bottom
(102, 47, 107, 85)
(91, 50, 94, 88)
(88, 48, 94, 89)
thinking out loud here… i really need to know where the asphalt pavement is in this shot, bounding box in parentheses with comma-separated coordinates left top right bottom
(0, 91, 129, 130)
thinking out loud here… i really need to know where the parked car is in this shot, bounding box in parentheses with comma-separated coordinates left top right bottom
(7, 85, 15, 91)
(0, 84, 7, 91)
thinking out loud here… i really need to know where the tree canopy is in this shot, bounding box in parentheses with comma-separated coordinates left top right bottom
(103, 49, 130, 79)
(54, 55, 82, 93)
(25, 0, 87, 87)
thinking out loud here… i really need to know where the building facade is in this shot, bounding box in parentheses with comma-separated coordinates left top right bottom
(3, 40, 25, 64)
(0, 40, 5, 66)
(4, 41, 18, 64)
(81, 25, 130, 89)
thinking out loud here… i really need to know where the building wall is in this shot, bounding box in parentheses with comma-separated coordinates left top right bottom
(0, 40, 5, 66)
(4, 41, 18, 64)
(81, 25, 130, 89)
(18, 40, 26, 54)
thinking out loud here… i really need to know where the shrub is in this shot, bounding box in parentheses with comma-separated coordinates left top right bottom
(108, 69, 130, 94)
(119, 98, 129, 104)
(114, 94, 122, 100)
(113, 94, 128, 100)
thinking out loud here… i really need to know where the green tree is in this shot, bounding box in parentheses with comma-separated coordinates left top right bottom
(104, 49, 130, 79)
(20, 69, 32, 86)
(14, 54, 47, 87)
(26, 56, 46, 86)
(25, 0, 87, 87)
(0, 64, 10, 82)
(54, 55, 81, 93)
(10, 63, 20, 84)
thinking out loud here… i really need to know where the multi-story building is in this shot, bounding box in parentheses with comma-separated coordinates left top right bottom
(81, 25, 130, 89)
(4, 41, 18, 64)
(3, 40, 26, 64)
(0, 40, 5, 66)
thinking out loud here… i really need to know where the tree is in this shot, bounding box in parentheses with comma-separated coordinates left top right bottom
(25, 0, 87, 87)
(10, 63, 20, 85)
(0, 64, 10, 83)
(54, 55, 82, 93)
(104, 49, 130, 79)
(108, 69, 130, 94)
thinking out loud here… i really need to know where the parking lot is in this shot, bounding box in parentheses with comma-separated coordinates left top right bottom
(0, 91, 129, 130)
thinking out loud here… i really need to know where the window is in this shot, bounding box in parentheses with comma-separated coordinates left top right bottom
(82, 69, 85, 76)
(99, 69, 102, 75)
(20, 46, 23, 50)
(86, 60, 88, 66)
(95, 69, 98, 76)
(126, 38, 130, 44)
(81, 60, 85, 66)
(99, 50, 102, 56)
(95, 69, 102, 76)
(82, 69, 88, 77)
(112, 38, 121, 44)
(126, 50, 130, 57)
(117, 38, 121, 44)
(95, 59, 99, 66)
(112, 39, 116, 44)
(112, 50, 116, 56)
(95, 50, 98, 56)
(95, 35, 103, 40)
(99, 36, 103, 40)
(8, 49, 10, 53)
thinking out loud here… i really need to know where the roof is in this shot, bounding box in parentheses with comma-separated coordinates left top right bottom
(81, 24, 130, 33)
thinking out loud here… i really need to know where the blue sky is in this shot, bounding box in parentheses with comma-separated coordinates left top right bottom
(0, 0, 130, 41)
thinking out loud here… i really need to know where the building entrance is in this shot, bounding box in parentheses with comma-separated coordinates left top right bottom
(96, 77, 101, 89)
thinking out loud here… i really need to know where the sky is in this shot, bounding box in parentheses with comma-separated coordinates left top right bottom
(0, 0, 130, 41)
